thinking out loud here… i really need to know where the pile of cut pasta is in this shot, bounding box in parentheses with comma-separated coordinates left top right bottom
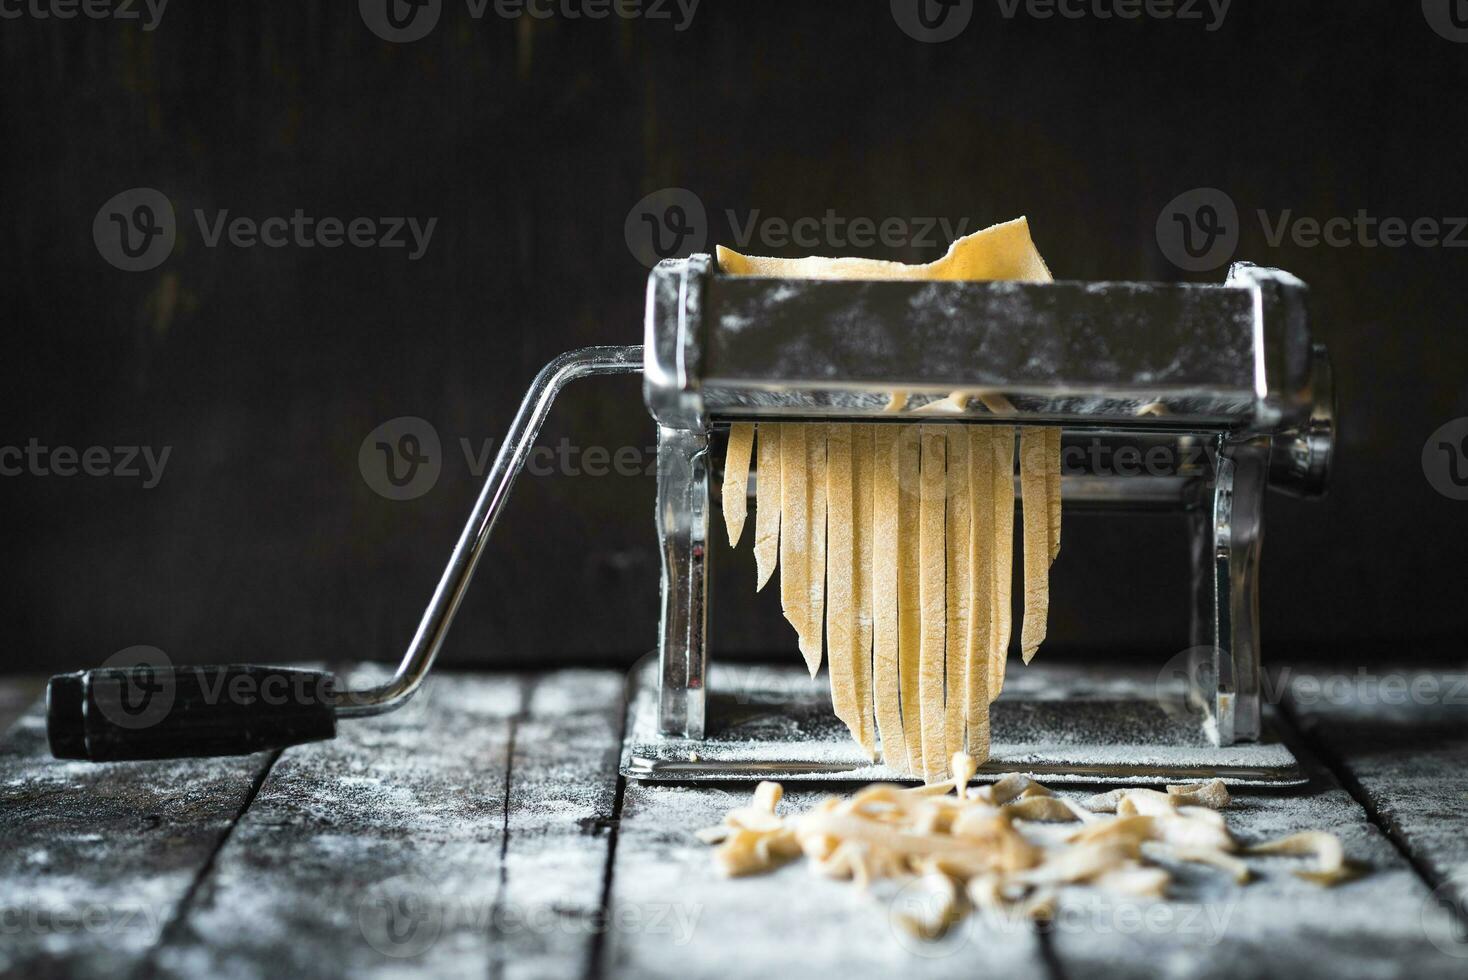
(699, 753, 1357, 940)
(718, 219, 1061, 780)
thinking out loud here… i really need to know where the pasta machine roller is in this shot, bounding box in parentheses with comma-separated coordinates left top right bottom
(46, 255, 1332, 782)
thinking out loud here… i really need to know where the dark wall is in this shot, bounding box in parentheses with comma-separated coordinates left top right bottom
(4, 1, 1466, 674)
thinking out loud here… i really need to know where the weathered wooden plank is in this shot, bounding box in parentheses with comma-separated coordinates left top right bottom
(0, 699, 276, 980)
(496, 671, 625, 980)
(1286, 667, 1468, 963)
(145, 667, 622, 980)
(601, 781, 1049, 979)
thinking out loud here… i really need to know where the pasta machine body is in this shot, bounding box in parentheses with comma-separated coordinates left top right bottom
(45, 254, 1332, 777)
(641, 254, 1333, 756)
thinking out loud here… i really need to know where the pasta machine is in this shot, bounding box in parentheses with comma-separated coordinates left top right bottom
(46, 254, 1332, 786)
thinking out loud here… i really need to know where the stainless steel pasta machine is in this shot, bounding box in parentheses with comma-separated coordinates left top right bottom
(47, 254, 1332, 785)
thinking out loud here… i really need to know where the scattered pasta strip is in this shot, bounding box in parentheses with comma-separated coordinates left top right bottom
(1166, 779, 1232, 810)
(702, 757, 1364, 941)
(722, 423, 755, 547)
(1246, 831, 1358, 886)
(1085, 779, 1231, 814)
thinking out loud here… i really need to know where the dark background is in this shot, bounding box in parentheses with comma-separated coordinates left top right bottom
(4, 1, 1466, 676)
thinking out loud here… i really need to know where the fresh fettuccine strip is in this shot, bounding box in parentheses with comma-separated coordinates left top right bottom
(965, 426, 993, 761)
(1046, 426, 1062, 560)
(990, 427, 1015, 697)
(722, 423, 755, 546)
(897, 424, 924, 774)
(825, 425, 870, 758)
(871, 426, 906, 767)
(805, 425, 829, 675)
(779, 423, 813, 671)
(852, 424, 877, 757)
(753, 424, 781, 590)
(1018, 427, 1051, 665)
(918, 427, 948, 781)
(944, 426, 971, 758)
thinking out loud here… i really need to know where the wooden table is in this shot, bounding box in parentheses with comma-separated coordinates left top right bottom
(3, 664, 1467, 979)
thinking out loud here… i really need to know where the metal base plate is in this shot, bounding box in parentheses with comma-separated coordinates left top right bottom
(620, 659, 1305, 787)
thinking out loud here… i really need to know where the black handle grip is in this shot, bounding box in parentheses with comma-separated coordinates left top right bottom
(47, 665, 337, 761)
